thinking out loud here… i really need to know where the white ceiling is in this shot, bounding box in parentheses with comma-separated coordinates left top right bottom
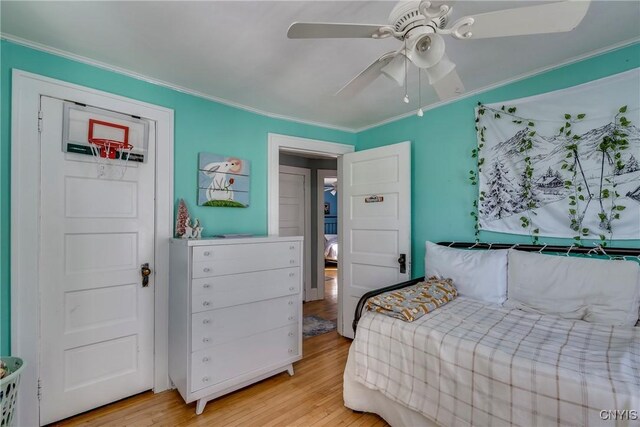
(2, 1, 639, 131)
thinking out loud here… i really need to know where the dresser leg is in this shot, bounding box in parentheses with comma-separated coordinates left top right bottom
(196, 398, 207, 415)
(287, 364, 294, 376)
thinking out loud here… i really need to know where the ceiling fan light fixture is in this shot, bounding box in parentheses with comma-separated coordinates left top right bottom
(380, 53, 406, 87)
(406, 31, 445, 69)
(424, 53, 455, 84)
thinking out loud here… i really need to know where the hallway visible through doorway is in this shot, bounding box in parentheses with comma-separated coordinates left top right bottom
(302, 266, 337, 337)
(304, 266, 337, 321)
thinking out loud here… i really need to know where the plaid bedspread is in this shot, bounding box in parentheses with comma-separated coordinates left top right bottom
(354, 297, 640, 427)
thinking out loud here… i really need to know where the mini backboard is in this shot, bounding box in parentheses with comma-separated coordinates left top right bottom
(62, 102, 149, 163)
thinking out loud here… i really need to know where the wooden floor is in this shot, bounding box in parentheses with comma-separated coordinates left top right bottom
(302, 267, 337, 322)
(55, 267, 386, 427)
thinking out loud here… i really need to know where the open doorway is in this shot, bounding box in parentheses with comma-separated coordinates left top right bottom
(268, 133, 354, 337)
(278, 153, 337, 337)
(314, 170, 338, 324)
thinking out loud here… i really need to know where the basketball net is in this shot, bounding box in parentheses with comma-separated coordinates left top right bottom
(88, 138, 133, 179)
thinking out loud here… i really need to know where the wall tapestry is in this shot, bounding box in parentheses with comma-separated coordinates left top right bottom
(475, 68, 639, 242)
(198, 153, 250, 207)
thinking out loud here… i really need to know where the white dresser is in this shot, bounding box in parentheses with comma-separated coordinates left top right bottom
(168, 236, 303, 414)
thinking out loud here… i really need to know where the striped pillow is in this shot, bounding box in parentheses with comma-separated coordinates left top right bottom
(365, 277, 457, 322)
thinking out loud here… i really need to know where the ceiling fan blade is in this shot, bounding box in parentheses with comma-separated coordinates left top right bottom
(287, 22, 388, 39)
(452, 1, 590, 40)
(431, 67, 465, 101)
(335, 51, 398, 97)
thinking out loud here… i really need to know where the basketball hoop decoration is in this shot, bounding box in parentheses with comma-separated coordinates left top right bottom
(88, 119, 132, 158)
(62, 101, 150, 179)
(87, 118, 133, 178)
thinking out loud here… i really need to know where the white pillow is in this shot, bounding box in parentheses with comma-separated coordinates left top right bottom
(504, 250, 640, 326)
(424, 241, 508, 304)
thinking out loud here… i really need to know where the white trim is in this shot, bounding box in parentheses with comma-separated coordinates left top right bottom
(279, 165, 314, 302)
(353, 37, 640, 132)
(1, 33, 354, 134)
(316, 169, 337, 301)
(336, 155, 345, 336)
(3, 33, 638, 133)
(10, 70, 174, 427)
(267, 134, 354, 237)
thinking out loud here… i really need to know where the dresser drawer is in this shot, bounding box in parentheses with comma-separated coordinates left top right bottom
(192, 295, 298, 351)
(190, 324, 299, 393)
(192, 242, 300, 278)
(193, 241, 299, 263)
(191, 267, 300, 312)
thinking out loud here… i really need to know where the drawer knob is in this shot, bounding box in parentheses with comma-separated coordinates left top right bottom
(203, 301, 211, 306)
(203, 267, 211, 272)
(289, 259, 295, 264)
(289, 272, 295, 277)
(203, 319, 211, 324)
(202, 376, 210, 382)
(202, 357, 210, 363)
(203, 284, 211, 289)
(203, 337, 210, 343)
(288, 332, 294, 337)
(289, 286, 295, 291)
(288, 301, 293, 305)
(204, 251, 211, 256)
(289, 245, 295, 250)
(288, 316, 294, 321)
(288, 348, 294, 354)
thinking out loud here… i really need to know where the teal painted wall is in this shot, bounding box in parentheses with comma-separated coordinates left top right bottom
(2, 40, 639, 355)
(0, 40, 356, 355)
(356, 43, 640, 279)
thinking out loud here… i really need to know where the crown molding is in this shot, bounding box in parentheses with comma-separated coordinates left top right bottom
(3, 32, 638, 134)
(354, 37, 640, 133)
(0, 33, 356, 134)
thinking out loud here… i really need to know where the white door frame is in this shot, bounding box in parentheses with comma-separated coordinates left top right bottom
(11, 70, 174, 427)
(267, 133, 353, 330)
(279, 165, 312, 300)
(316, 169, 337, 300)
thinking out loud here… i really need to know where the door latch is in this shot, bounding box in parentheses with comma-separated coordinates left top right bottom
(141, 263, 152, 287)
(398, 253, 406, 274)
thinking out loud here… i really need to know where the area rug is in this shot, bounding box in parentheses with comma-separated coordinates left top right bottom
(303, 315, 336, 338)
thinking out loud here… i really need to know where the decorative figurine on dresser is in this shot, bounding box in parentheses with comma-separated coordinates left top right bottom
(169, 236, 303, 414)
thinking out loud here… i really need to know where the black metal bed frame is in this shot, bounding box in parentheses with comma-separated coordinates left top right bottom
(352, 241, 640, 334)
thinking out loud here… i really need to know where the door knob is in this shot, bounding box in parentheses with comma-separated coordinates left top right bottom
(141, 263, 152, 287)
(397, 254, 406, 274)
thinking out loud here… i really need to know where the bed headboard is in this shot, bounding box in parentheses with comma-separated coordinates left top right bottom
(437, 242, 640, 257)
(324, 217, 337, 235)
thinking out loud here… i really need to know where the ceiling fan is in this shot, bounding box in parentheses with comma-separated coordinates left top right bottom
(324, 180, 338, 196)
(287, 1, 590, 102)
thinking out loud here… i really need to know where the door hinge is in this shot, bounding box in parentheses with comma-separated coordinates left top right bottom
(37, 110, 43, 133)
(37, 378, 42, 400)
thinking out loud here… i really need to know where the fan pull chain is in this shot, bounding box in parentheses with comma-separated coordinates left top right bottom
(417, 68, 424, 117)
(403, 39, 409, 104)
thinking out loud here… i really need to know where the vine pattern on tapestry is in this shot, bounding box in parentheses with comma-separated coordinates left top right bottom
(472, 103, 635, 246)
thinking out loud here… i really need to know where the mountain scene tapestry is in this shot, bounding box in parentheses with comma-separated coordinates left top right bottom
(476, 68, 639, 240)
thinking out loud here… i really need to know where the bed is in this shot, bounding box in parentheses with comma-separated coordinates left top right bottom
(324, 220, 338, 263)
(344, 242, 640, 427)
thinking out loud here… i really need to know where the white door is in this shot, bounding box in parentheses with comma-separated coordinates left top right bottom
(38, 96, 155, 424)
(339, 141, 411, 339)
(279, 166, 312, 301)
(279, 171, 305, 238)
